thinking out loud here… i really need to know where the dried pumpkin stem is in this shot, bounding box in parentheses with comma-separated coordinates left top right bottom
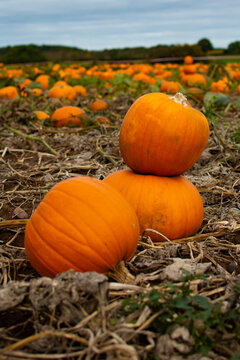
(169, 92, 188, 107)
(108, 260, 135, 284)
(5, 125, 59, 156)
(96, 146, 117, 165)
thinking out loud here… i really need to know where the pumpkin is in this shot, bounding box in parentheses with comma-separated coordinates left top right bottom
(24, 176, 140, 277)
(48, 85, 77, 101)
(89, 99, 108, 111)
(35, 74, 50, 90)
(119, 92, 209, 176)
(73, 85, 87, 97)
(160, 80, 181, 94)
(51, 106, 87, 127)
(186, 87, 205, 101)
(93, 116, 110, 127)
(184, 74, 207, 87)
(183, 64, 197, 74)
(184, 55, 194, 65)
(0, 86, 18, 99)
(103, 169, 204, 241)
(33, 110, 49, 121)
(31, 88, 43, 96)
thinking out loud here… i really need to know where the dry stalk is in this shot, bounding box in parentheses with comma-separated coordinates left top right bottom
(4, 125, 59, 156)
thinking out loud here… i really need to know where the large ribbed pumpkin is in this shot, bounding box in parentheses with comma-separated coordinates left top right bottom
(119, 92, 209, 176)
(103, 169, 204, 241)
(24, 176, 140, 277)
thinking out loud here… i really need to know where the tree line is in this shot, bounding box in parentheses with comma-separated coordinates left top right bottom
(0, 38, 239, 64)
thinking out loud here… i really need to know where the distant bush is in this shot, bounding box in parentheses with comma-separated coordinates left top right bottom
(3, 45, 46, 64)
(227, 41, 240, 55)
(197, 38, 213, 53)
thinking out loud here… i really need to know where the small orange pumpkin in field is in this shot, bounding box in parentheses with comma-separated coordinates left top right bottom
(33, 111, 50, 121)
(89, 99, 108, 111)
(183, 64, 197, 74)
(184, 55, 194, 65)
(186, 87, 205, 101)
(0, 86, 18, 99)
(24, 176, 140, 277)
(35, 74, 50, 90)
(51, 106, 87, 127)
(119, 92, 209, 176)
(103, 169, 204, 241)
(160, 80, 181, 94)
(93, 116, 110, 127)
(31, 88, 43, 96)
(73, 85, 87, 97)
(48, 85, 77, 101)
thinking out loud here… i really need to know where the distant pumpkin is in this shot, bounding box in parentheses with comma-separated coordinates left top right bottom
(33, 111, 50, 121)
(184, 55, 194, 65)
(73, 85, 87, 97)
(48, 85, 77, 101)
(89, 99, 108, 111)
(51, 106, 87, 127)
(35, 74, 50, 90)
(0, 86, 18, 99)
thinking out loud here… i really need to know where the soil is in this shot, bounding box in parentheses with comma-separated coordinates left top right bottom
(0, 90, 239, 359)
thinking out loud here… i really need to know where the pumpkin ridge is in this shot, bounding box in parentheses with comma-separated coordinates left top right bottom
(30, 210, 112, 272)
(37, 199, 117, 270)
(25, 221, 60, 276)
(54, 179, 139, 261)
(52, 186, 126, 261)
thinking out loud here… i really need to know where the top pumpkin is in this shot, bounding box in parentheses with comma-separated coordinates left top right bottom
(119, 92, 209, 176)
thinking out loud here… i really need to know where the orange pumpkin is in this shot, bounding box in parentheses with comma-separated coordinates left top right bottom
(160, 80, 181, 94)
(186, 87, 205, 101)
(93, 116, 110, 127)
(73, 85, 87, 97)
(183, 64, 197, 74)
(48, 85, 77, 101)
(33, 111, 50, 121)
(31, 88, 43, 96)
(184, 55, 194, 65)
(104, 169, 204, 241)
(51, 106, 87, 127)
(35, 74, 50, 90)
(119, 92, 209, 176)
(89, 99, 108, 111)
(0, 86, 18, 99)
(24, 176, 140, 277)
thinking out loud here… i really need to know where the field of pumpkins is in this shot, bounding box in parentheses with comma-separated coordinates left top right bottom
(0, 56, 240, 359)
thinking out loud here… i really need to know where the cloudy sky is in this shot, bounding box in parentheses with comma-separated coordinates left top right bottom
(0, 0, 239, 50)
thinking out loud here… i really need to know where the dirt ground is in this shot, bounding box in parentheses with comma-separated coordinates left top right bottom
(0, 91, 240, 359)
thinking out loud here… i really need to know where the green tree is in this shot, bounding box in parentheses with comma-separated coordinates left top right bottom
(197, 38, 213, 53)
(227, 41, 240, 54)
(4, 44, 46, 64)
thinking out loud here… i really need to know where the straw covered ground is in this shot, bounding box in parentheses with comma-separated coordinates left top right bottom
(0, 88, 240, 360)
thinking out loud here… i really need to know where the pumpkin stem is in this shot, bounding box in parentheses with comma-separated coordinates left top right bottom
(108, 260, 135, 284)
(169, 92, 188, 107)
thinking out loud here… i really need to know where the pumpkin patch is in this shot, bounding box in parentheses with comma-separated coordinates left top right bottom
(0, 53, 240, 359)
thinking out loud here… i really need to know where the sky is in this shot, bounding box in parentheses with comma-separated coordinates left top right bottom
(0, 0, 239, 51)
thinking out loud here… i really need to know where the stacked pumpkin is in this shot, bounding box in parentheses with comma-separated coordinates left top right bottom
(103, 92, 210, 241)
